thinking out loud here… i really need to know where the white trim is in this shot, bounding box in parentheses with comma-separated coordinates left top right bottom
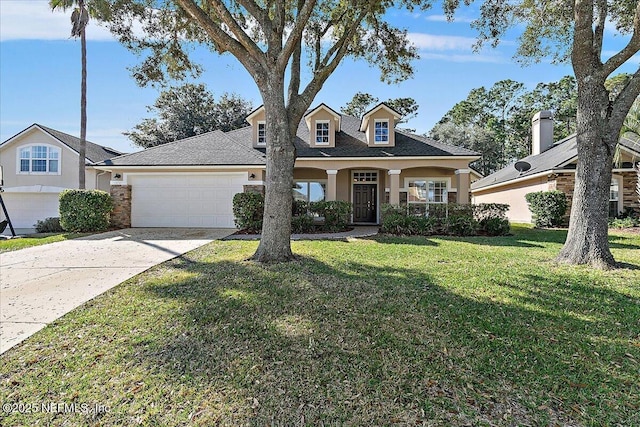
(373, 119, 390, 144)
(611, 174, 623, 216)
(404, 177, 451, 204)
(15, 143, 62, 176)
(388, 169, 401, 175)
(314, 120, 331, 145)
(455, 169, 471, 175)
(1, 185, 68, 193)
(326, 169, 338, 175)
(352, 170, 379, 183)
(94, 165, 266, 171)
(293, 179, 328, 203)
(472, 168, 637, 193)
(296, 156, 480, 162)
(256, 121, 267, 146)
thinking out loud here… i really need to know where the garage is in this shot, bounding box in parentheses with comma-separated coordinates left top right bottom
(0, 192, 60, 232)
(130, 173, 246, 228)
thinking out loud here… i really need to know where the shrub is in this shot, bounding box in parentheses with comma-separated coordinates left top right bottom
(310, 201, 352, 232)
(34, 217, 64, 233)
(445, 214, 478, 236)
(232, 192, 264, 232)
(608, 216, 637, 229)
(475, 203, 511, 236)
(291, 213, 315, 233)
(525, 191, 568, 228)
(59, 189, 113, 232)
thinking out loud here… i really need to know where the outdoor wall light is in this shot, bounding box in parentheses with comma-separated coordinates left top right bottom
(249, 173, 256, 179)
(114, 173, 122, 179)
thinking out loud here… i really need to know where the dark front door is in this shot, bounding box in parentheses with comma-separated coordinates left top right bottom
(353, 184, 377, 223)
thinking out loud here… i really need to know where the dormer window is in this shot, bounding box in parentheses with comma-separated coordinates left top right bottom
(257, 121, 266, 146)
(18, 145, 60, 174)
(374, 120, 389, 144)
(315, 121, 330, 145)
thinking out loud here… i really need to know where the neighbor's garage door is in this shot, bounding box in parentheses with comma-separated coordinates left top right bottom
(0, 192, 60, 230)
(130, 173, 245, 228)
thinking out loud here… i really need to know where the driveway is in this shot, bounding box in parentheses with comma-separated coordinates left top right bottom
(0, 228, 233, 354)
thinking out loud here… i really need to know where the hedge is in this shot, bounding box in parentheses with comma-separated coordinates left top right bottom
(59, 189, 113, 232)
(524, 191, 567, 228)
(233, 193, 352, 233)
(380, 203, 510, 237)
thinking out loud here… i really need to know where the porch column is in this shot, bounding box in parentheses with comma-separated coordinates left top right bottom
(388, 169, 401, 205)
(326, 169, 338, 201)
(455, 169, 471, 204)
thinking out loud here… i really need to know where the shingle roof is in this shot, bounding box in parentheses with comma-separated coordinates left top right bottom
(99, 114, 478, 167)
(471, 132, 640, 191)
(36, 124, 123, 163)
(101, 130, 266, 166)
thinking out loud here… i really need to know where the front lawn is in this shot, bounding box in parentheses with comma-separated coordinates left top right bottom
(1, 225, 638, 425)
(0, 232, 89, 253)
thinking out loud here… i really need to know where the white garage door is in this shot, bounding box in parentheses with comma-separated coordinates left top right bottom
(0, 192, 60, 230)
(131, 173, 246, 228)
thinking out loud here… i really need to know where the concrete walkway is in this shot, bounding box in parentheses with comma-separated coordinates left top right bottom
(0, 228, 232, 354)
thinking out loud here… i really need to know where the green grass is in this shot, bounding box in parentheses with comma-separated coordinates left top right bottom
(0, 232, 90, 253)
(1, 225, 639, 426)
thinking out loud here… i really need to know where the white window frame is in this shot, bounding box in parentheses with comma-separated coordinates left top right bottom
(315, 120, 330, 145)
(293, 180, 327, 203)
(609, 176, 622, 217)
(17, 144, 61, 175)
(257, 121, 266, 146)
(352, 170, 379, 183)
(404, 177, 450, 204)
(373, 119, 389, 144)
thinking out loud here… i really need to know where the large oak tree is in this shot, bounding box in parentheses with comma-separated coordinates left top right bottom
(104, 0, 430, 262)
(463, 0, 640, 269)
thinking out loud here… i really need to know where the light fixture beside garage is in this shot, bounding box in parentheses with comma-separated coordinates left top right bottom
(249, 173, 256, 179)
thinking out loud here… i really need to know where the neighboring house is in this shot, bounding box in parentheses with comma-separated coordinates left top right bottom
(471, 111, 640, 223)
(0, 124, 122, 233)
(96, 103, 481, 229)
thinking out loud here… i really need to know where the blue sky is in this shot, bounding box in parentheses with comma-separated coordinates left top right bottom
(1, 1, 637, 154)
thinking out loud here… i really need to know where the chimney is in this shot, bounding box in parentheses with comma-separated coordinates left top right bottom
(531, 110, 554, 155)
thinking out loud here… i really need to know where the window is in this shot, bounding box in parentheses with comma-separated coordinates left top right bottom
(257, 121, 266, 145)
(18, 145, 60, 174)
(315, 121, 330, 145)
(374, 120, 389, 143)
(407, 179, 448, 204)
(609, 178, 620, 217)
(293, 181, 326, 203)
(353, 171, 378, 182)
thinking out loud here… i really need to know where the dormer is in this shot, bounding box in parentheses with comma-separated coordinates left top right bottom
(359, 103, 402, 147)
(304, 103, 341, 148)
(246, 105, 266, 148)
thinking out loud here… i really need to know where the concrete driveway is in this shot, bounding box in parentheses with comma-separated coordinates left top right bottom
(0, 228, 233, 354)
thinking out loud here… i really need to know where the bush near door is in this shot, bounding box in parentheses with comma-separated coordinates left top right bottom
(59, 190, 114, 232)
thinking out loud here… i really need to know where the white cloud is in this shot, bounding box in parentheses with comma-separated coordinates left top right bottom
(0, 1, 114, 41)
(407, 33, 476, 51)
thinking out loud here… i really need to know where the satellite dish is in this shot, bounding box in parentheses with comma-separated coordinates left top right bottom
(514, 161, 531, 174)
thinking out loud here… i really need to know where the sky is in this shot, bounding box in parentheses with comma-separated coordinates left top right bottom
(1, 1, 638, 154)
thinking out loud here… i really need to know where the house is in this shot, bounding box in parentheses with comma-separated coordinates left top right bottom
(95, 103, 481, 229)
(0, 124, 122, 233)
(471, 111, 640, 223)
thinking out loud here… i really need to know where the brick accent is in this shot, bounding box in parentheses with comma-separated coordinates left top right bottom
(549, 170, 640, 220)
(621, 170, 639, 211)
(110, 185, 132, 229)
(243, 185, 265, 194)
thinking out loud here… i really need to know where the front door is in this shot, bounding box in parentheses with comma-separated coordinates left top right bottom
(353, 184, 377, 223)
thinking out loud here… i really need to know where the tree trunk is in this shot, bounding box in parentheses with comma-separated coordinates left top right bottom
(251, 87, 297, 263)
(556, 79, 617, 269)
(79, 19, 87, 190)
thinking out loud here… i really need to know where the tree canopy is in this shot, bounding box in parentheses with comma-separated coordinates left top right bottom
(103, 0, 433, 262)
(125, 84, 253, 148)
(341, 92, 419, 131)
(430, 76, 578, 174)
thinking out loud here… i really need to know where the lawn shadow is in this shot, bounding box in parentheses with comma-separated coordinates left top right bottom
(127, 251, 640, 425)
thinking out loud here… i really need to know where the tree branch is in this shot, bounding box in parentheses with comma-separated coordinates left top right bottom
(593, 0, 607, 57)
(287, 0, 305, 104)
(278, 0, 318, 71)
(603, 1, 640, 76)
(571, 0, 595, 77)
(610, 67, 640, 130)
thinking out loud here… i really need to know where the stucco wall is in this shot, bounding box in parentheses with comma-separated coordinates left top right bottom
(306, 108, 338, 148)
(364, 108, 396, 147)
(473, 177, 550, 223)
(0, 128, 79, 190)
